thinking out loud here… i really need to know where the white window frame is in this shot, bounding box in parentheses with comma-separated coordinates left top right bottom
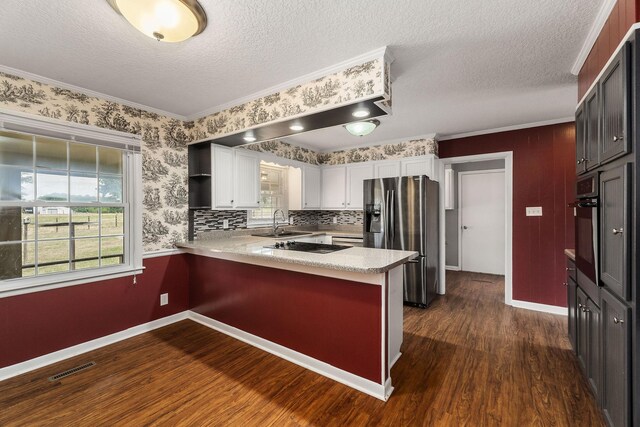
(247, 162, 289, 227)
(0, 109, 144, 298)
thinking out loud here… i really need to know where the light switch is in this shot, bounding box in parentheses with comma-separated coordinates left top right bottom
(526, 207, 543, 216)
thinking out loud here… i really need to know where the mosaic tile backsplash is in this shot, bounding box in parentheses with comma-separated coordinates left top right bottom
(192, 209, 363, 238)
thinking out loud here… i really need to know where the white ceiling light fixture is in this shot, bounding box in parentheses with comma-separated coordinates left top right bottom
(344, 119, 380, 137)
(107, 0, 207, 42)
(352, 108, 370, 118)
(243, 135, 257, 142)
(289, 124, 304, 131)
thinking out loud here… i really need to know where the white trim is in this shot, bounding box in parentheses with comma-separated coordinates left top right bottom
(457, 169, 506, 273)
(445, 265, 461, 271)
(0, 108, 141, 150)
(438, 117, 574, 141)
(440, 152, 513, 305)
(0, 312, 188, 382)
(187, 311, 389, 401)
(570, 0, 619, 76)
(0, 65, 185, 121)
(576, 23, 640, 107)
(143, 248, 185, 259)
(389, 352, 402, 368)
(511, 300, 567, 316)
(0, 266, 145, 299)
(185, 47, 391, 121)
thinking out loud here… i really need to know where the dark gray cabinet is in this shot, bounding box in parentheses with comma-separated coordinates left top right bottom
(576, 287, 589, 372)
(599, 44, 631, 164)
(600, 164, 631, 300)
(601, 288, 631, 427)
(567, 278, 577, 350)
(585, 299, 601, 398)
(585, 87, 600, 171)
(576, 104, 587, 175)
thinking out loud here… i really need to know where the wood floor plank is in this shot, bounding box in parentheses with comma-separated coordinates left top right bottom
(0, 271, 604, 426)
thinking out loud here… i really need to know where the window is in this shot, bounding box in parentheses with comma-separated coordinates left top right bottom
(0, 112, 142, 295)
(247, 163, 288, 225)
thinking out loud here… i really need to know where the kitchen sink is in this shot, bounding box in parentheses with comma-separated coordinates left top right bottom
(264, 241, 350, 254)
(251, 231, 312, 238)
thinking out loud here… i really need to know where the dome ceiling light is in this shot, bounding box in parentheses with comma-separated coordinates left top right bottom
(107, 0, 207, 42)
(344, 119, 381, 137)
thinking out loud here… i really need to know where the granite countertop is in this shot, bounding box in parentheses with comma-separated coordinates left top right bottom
(564, 249, 575, 261)
(176, 236, 416, 274)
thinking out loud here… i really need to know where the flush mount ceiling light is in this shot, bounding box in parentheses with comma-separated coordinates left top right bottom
(289, 124, 304, 131)
(107, 0, 207, 42)
(344, 119, 380, 137)
(352, 108, 370, 118)
(243, 135, 257, 143)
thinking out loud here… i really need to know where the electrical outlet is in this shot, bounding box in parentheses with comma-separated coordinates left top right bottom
(222, 219, 229, 229)
(160, 293, 168, 306)
(332, 216, 337, 224)
(526, 207, 543, 217)
(289, 216, 294, 225)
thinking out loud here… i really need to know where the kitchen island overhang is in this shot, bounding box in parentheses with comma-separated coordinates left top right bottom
(177, 238, 416, 401)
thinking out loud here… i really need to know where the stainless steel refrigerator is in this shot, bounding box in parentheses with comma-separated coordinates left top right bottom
(363, 176, 439, 308)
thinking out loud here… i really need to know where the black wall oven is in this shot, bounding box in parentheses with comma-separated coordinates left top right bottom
(575, 173, 599, 289)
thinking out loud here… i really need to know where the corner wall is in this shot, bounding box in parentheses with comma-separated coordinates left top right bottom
(439, 122, 576, 307)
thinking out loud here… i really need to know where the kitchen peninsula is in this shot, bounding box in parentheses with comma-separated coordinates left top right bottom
(177, 235, 417, 400)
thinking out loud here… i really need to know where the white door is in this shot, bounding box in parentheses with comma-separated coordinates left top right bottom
(321, 166, 346, 209)
(459, 170, 505, 275)
(234, 150, 260, 208)
(303, 166, 321, 209)
(346, 163, 374, 209)
(212, 145, 234, 208)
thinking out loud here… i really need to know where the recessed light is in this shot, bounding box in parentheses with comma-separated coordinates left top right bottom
(352, 108, 370, 118)
(289, 124, 304, 131)
(243, 136, 257, 142)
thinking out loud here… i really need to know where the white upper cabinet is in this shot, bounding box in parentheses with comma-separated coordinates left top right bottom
(375, 161, 401, 178)
(233, 150, 260, 208)
(303, 165, 321, 209)
(401, 156, 435, 178)
(346, 163, 374, 209)
(212, 145, 235, 208)
(321, 165, 347, 209)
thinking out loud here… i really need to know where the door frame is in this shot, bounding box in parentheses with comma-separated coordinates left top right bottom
(438, 151, 513, 305)
(457, 169, 506, 273)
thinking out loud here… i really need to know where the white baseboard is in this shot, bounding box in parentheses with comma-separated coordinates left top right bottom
(188, 311, 388, 401)
(0, 312, 188, 382)
(511, 300, 567, 316)
(445, 265, 460, 271)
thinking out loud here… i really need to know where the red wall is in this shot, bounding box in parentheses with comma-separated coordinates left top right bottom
(0, 254, 190, 368)
(439, 123, 576, 307)
(578, 0, 638, 99)
(189, 255, 383, 383)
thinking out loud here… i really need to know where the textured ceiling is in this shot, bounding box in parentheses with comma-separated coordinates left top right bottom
(0, 0, 601, 149)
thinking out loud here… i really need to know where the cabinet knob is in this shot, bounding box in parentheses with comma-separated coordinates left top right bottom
(578, 303, 583, 308)
(613, 317, 624, 324)
(577, 158, 586, 165)
(257, 201, 260, 204)
(231, 200, 234, 203)
(612, 227, 624, 235)
(613, 135, 623, 142)
(566, 267, 575, 271)
(562, 282, 568, 287)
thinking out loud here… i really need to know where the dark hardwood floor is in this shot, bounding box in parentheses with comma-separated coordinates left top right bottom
(0, 271, 604, 426)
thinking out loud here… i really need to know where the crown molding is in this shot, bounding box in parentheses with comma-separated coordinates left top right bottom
(438, 117, 574, 141)
(570, 0, 618, 76)
(0, 64, 187, 121)
(185, 46, 392, 121)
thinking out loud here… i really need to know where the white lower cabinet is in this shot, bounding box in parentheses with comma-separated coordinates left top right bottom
(321, 166, 347, 209)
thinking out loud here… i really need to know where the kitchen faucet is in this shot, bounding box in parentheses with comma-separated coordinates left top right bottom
(272, 209, 287, 235)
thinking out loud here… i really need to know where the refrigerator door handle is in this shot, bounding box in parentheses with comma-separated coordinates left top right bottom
(385, 190, 395, 248)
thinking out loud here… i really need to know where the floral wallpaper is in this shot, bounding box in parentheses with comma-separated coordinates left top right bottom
(238, 137, 438, 166)
(0, 71, 195, 251)
(193, 59, 386, 140)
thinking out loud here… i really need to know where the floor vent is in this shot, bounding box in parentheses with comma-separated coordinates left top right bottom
(48, 362, 96, 382)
